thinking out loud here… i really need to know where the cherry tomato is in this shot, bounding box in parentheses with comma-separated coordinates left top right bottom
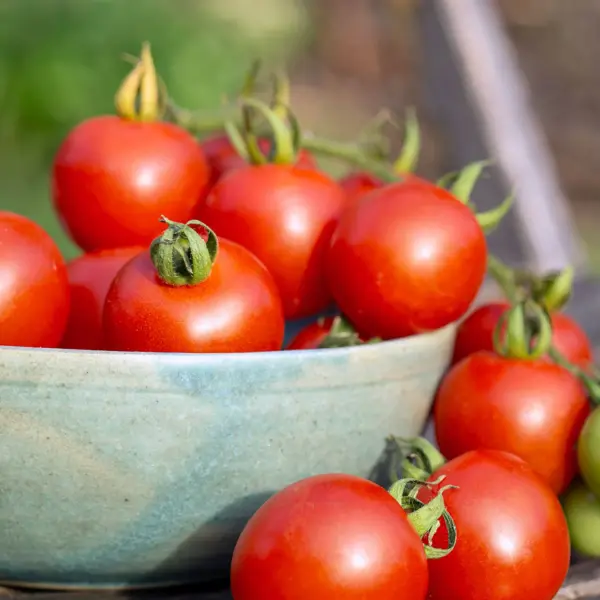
(578, 407, 600, 499)
(53, 115, 210, 252)
(0, 211, 69, 348)
(199, 164, 346, 319)
(563, 480, 600, 558)
(327, 181, 487, 339)
(61, 246, 145, 350)
(434, 351, 589, 494)
(231, 474, 429, 600)
(286, 317, 335, 350)
(103, 237, 284, 353)
(339, 171, 431, 207)
(425, 450, 570, 600)
(452, 301, 593, 367)
(201, 134, 317, 187)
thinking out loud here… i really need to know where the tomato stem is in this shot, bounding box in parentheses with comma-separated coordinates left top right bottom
(317, 315, 381, 349)
(387, 436, 447, 482)
(549, 346, 600, 405)
(114, 42, 165, 122)
(493, 301, 553, 360)
(392, 107, 421, 175)
(150, 216, 219, 287)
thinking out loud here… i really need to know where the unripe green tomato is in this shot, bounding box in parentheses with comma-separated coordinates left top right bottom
(563, 480, 600, 557)
(578, 407, 600, 497)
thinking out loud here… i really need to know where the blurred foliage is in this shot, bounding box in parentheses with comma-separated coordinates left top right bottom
(0, 0, 308, 258)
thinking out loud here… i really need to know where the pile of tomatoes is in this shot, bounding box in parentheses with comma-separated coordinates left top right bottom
(2, 43, 600, 599)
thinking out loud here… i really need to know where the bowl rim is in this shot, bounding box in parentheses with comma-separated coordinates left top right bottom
(0, 322, 457, 365)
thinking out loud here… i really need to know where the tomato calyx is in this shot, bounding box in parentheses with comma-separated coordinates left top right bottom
(114, 42, 166, 122)
(316, 315, 382, 349)
(492, 300, 553, 360)
(388, 475, 458, 559)
(437, 161, 514, 234)
(150, 216, 219, 287)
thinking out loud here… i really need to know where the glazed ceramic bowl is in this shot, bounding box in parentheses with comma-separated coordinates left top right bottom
(0, 322, 455, 590)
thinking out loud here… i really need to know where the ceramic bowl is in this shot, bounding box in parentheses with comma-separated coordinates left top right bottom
(0, 322, 455, 589)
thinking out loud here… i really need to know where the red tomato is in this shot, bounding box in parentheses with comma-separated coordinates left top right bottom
(327, 181, 487, 339)
(425, 450, 570, 600)
(0, 212, 69, 348)
(339, 171, 431, 206)
(434, 351, 590, 494)
(201, 134, 317, 186)
(53, 115, 210, 252)
(231, 474, 429, 600)
(61, 246, 145, 350)
(286, 317, 335, 350)
(452, 301, 593, 367)
(103, 237, 284, 353)
(199, 164, 346, 319)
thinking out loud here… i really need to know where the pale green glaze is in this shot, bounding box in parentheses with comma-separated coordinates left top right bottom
(0, 323, 455, 589)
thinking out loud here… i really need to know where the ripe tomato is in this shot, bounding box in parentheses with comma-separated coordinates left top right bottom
(103, 236, 284, 353)
(231, 474, 429, 600)
(425, 450, 570, 600)
(563, 480, 600, 558)
(452, 301, 593, 367)
(53, 115, 209, 252)
(339, 171, 431, 207)
(327, 181, 487, 339)
(434, 351, 589, 494)
(201, 134, 317, 187)
(578, 407, 600, 499)
(61, 246, 145, 350)
(199, 164, 346, 319)
(0, 211, 69, 348)
(286, 317, 335, 350)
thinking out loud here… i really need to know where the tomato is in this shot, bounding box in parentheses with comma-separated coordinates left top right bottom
(327, 181, 487, 339)
(103, 236, 284, 353)
(452, 301, 593, 367)
(578, 406, 600, 499)
(286, 317, 335, 350)
(424, 450, 570, 600)
(61, 246, 145, 350)
(53, 115, 209, 252)
(339, 171, 431, 207)
(434, 351, 589, 494)
(563, 480, 600, 558)
(231, 474, 429, 600)
(199, 164, 346, 319)
(0, 211, 69, 348)
(201, 134, 317, 187)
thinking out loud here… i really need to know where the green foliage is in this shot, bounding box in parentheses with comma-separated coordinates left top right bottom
(0, 0, 305, 258)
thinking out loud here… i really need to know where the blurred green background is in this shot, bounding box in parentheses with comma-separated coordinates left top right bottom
(0, 0, 309, 259)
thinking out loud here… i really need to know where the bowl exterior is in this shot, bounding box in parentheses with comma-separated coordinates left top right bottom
(0, 325, 454, 589)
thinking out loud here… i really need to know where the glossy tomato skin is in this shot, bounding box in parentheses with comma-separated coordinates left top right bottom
(199, 164, 346, 319)
(452, 302, 593, 367)
(435, 351, 589, 494)
(426, 450, 570, 600)
(339, 171, 431, 207)
(53, 115, 210, 252)
(201, 134, 317, 187)
(327, 182, 487, 339)
(61, 246, 145, 350)
(103, 238, 285, 353)
(0, 212, 70, 348)
(578, 407, 600, 499)
(231, 474, 428, 600)
(286, 317, 335, 350)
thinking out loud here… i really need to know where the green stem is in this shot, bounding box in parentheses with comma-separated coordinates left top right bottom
(487, 254, 521, 304)
(302, 134, 400, 183)
(387, 436, 447, 482)
(392, 107, 421, 175)
(549, 346, 600, 405)
(150, 216, 219, 287)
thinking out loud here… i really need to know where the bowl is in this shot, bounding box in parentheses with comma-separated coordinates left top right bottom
(0, 323, 455, 590)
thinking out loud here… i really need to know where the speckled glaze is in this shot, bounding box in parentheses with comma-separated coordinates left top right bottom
(0, 323, 455, 589)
